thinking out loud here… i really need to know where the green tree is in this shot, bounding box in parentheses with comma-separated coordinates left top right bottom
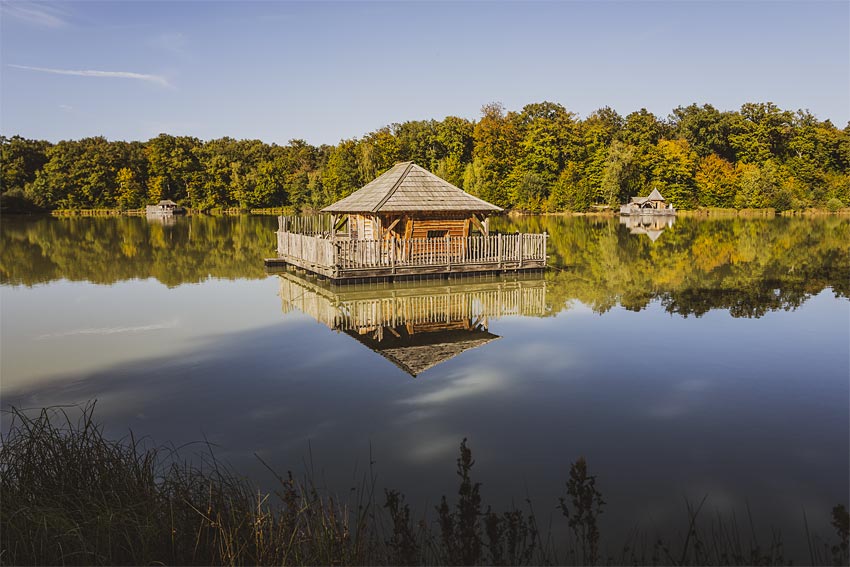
(549, 161, 592, 211)
(26, 137, 127, 208)
(393, 120, 438, 168)
(472, 103, 520, 207)
(144, 134, 201, 204)
(670, 103, 736, 161)
(1, 136, 51, 210)
(729, 102, 795, 164)
(509, 102, 579, 209)
(695, 154, 737, 207)
(599, 141, 637, 207)
(321, 139, 361, 205)
(651, 139, 698, 208)
(116, 167, 144, 209)
(357, 127, 400, 182)
(436, 116, 474, 164)
(735, 161, 779, 209)
(1, 136, 50, 194)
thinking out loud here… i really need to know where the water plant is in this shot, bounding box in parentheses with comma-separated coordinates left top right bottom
(1, 403, 846, 566)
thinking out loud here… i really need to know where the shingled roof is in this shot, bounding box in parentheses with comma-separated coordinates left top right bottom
(321, 162, 503, 214)
(630, 188, 666, 205)
(647, 188, 665, 201)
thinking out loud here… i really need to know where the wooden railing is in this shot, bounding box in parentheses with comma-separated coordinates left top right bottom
(277, 231, 547, 274)
(277, 232, 336, 268)
(278, 215, 335, 236)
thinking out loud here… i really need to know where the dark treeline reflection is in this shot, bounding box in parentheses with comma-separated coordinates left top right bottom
(493, 215, 850, 318)
(0, 215, 277, 287)
(2, 215, 848, 317)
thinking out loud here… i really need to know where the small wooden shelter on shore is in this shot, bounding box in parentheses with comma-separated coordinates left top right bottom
(619, 188, 676, 216)
(146, 199, 185, 216)
(266, 162, 547, 282)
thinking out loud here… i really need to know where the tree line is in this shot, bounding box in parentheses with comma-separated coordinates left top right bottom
(2, 101, 848, 213)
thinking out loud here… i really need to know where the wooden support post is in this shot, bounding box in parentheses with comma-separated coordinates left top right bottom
(386, 217, 401, 234)
(470, 214, 486, 236)
(519, 234, 523, 268)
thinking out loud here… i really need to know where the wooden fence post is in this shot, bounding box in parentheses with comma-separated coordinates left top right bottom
(519, 235, 524, 268)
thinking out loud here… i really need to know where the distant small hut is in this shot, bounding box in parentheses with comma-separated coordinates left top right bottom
(268, 162, 547, 281)
(620, 188, 675, 216)
(146, 199, 185, 216)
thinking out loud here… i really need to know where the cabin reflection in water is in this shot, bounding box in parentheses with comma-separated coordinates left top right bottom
(145, 213, 179, 227)
(278, 271, 547, 377)
(619, 215, 676, 242)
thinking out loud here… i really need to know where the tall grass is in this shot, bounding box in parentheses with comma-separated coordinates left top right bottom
(1, 403, 847, 566)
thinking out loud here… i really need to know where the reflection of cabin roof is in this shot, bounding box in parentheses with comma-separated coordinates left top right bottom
(645, 229, 664, 242)
(345, 327, 500, 377)
(321, 162, 503, 214)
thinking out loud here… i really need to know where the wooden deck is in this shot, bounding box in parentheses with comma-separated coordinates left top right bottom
(265, 230, 548, 282)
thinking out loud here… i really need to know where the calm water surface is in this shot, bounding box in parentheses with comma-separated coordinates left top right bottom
(1, 214, 848, 556)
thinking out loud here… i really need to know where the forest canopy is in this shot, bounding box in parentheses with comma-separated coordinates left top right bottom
(2, 101, 848, 213)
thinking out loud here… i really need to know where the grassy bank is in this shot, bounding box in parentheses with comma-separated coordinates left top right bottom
(43, 206, 298, 217)
(32, 206, 850, 218)
(1, 404, 847, 566)
(50, 208, 141, 217)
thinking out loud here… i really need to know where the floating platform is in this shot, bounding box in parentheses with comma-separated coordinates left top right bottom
(264, 231, 547, 283)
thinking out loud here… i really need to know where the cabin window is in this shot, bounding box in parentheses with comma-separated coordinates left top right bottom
(427, 230, 448, 239)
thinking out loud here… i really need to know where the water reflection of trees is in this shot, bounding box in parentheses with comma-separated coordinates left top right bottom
(494, 215, 849, 318)
(2, 215, 847, 318)
(1, 215, 277, 287)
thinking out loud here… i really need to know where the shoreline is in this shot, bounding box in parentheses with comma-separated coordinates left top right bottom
(1, 206, 848, 218)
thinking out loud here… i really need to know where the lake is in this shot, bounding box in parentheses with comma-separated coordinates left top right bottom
(1, 213, 848, 559)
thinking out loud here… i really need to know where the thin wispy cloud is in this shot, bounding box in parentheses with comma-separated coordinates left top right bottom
(8, 64, 172, 88)
(1, 2, 68, 28)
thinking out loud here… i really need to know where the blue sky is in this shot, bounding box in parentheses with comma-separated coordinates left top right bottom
(1, 1, 847, 145)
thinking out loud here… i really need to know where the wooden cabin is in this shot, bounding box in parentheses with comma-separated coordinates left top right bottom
(267, 162, 547, 281)
(619, 188, 675, 216)
(322, 161, 501, 241)
(146, 199, 185, 216)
